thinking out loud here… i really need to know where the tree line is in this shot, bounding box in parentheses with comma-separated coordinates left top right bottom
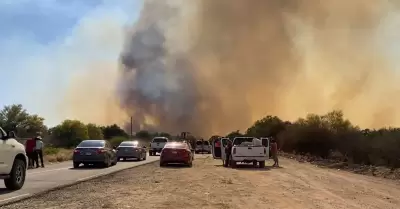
(2, 104, 399, 168)
(224, 110, 400, 168)
(0, 104, 170, 148)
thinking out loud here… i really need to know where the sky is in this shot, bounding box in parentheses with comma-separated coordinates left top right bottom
(0, 0, 143, 126)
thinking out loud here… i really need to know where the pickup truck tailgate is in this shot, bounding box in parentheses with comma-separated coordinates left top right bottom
(233, 146, 266, 157)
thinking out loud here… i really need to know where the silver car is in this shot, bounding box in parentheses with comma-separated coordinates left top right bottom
(116, 141, 147, 161)
(72, 140, 118, 168)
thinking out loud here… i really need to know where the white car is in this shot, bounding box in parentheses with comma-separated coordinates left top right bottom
(195, 140, 211, 154)
(0, 128, 28, 190)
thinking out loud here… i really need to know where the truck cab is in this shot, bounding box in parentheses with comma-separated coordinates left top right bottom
(0, 128, 28, 190)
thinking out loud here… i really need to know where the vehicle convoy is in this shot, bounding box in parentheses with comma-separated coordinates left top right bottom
(73, 140, 118, 168)
(212, 137, 269, 168)
(195, 140, 211, 154)
(160, 142, 194, 167)
(0, 128, 28, 190)
(149, 137, 168, 156)
(116, 140, 147, 161)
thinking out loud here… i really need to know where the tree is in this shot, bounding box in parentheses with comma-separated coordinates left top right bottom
(101, 124, 128, 139)
(87, 123, 103, 139)
(136, 130, 151, 139)
(0, 104, 47, 137)
(246, 115, 285, 137)
(51, 120, 89, 147)
(226, 130, 243, 138)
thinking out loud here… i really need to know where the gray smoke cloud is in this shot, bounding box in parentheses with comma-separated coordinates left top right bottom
(117, 0, 400, 137)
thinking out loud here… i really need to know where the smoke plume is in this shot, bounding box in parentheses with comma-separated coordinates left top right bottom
(112, 0, 400, 136)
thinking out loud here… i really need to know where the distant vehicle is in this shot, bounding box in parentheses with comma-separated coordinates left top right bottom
(73, 140, 118, 168)
(195, 140, 211, 154)
(149, 137, 169, 156)
(0, 129, 28, 190)
(160, 142, 194, 167)
(116, 141, 147, 161)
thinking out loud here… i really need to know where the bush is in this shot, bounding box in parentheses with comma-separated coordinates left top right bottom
(231, 110, 400, 168)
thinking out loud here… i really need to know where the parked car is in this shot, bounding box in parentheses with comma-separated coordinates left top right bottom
(195, 140, 211, 154)
(160, 142, 193, 167)
(0, 129, 28, 190)
(72, 140, 118, 168)
(116, 140, 147, 161)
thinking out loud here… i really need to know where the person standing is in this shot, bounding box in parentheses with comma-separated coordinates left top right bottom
(34, 136, 45, 168)
(270, 138, 279, 167)
(224, 140, 233, 167)
(25, 138, 35, 169)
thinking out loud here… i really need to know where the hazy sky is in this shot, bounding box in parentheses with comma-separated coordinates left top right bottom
(0, 0, 142, 126)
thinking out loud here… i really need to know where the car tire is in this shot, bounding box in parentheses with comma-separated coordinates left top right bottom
(111, 157, 117, 166)
(103, 157, 110, 168)
(160, 161, 166, 167)
(259, 161, 265, 168)
(4, 158, 26, 190)
(73, 162, 80, 168)
(187, 161, 193, 167)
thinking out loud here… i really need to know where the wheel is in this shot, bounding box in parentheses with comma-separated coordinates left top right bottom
(4, 159, 26, 190)
(103, 157, 111, 168)
(259, 161, 265, 168)
(73, 162, 80, 168)
(111, 157, 117, 165)
(160, 161, 166, 167)
(187, 161, 193, 167)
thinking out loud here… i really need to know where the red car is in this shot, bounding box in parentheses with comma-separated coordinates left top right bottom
(160, 142, 193, 167)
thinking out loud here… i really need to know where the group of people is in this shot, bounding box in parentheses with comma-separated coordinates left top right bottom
(224, 138, 279, 167)
(25, 136, 45, 168)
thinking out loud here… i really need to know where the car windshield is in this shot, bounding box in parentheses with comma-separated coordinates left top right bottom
(119, 141, 138, 147)
(153, 137, 168, 143)
(196, 141, 202, 145)
(203, 141, 209, 145)
(164, 142, 187, 149)
(233, 137, 254, 146)
(77, 140, 105, 148)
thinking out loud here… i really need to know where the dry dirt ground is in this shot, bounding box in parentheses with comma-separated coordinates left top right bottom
(2, 156, 400, 209)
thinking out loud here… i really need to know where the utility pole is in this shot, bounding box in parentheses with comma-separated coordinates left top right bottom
(130, 116, 133, 139)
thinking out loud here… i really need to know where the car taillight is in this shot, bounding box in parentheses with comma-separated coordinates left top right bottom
(233, 148, 236, 154)
(97, 149, 106, 154)
(74, 149, 80, 153)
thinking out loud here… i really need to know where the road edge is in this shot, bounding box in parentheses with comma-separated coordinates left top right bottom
(0, 159, 160, 207)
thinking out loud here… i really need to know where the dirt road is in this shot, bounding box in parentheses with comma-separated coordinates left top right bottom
(2, 156, 400, 209)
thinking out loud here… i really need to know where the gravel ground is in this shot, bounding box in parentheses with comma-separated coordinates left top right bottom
(2, 156, 400, 209)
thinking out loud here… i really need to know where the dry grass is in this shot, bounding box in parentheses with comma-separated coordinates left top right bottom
(43, 148, 73, 163)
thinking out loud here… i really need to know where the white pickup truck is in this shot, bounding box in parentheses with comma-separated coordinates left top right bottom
(0, 128, 28, 190)
(149, 137, 168, 156)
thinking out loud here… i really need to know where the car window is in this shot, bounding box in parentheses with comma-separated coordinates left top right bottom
(233, 137, 254, 146)
(164, 142, 188, 149)
(152, 137, 168, 143)
(77, 140, 105, 148)
(203, 141, 210, 145)
(119, 141, 138, 147)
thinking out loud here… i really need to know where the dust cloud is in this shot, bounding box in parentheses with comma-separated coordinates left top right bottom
(67, 0, 400, 136)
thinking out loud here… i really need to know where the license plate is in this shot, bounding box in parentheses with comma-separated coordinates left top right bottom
(171, 151, 177, 154)
(85, 152, 92, 155)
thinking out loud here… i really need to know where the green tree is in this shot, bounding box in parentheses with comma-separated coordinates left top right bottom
(136, 130, 151, 139)
(51, 120, 89, 147)
(246, 115, 285, 137)
(101, 124, 128, 139)
(87, 123, 103, 139)
(226, 130, 243, 138)
(0, 104, 47, 137)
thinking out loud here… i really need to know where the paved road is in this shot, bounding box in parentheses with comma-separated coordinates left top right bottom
(0, 154, 160, 205)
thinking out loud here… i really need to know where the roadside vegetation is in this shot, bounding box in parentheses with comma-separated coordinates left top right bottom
(2, 103, 399, 171)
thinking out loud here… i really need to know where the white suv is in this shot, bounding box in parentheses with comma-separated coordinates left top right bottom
(0, 127, 28, 190)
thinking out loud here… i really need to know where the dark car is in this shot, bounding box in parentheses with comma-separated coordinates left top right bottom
(160, 142, 193, 167)
(116, 141, 147, 161)
(72, 140, 118, 168)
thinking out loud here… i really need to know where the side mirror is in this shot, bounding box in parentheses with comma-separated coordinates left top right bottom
(8, 131, 16, 139)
